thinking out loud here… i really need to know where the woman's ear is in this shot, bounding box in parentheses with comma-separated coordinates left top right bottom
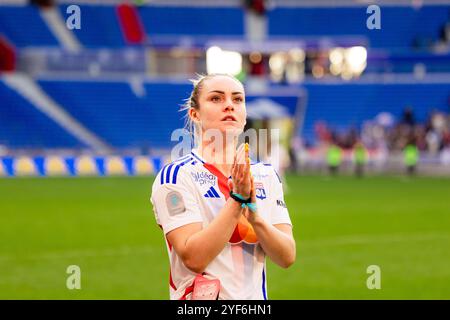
(189, 108, 200, 122)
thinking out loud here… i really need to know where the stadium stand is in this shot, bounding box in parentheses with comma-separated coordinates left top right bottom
(268, 6, 449, 49)
(0, 5, 58, 47)
(37, 79, 191, 149)
(138, 6, 244, 37)
(58, 5, 126, 47)
(300, 82, 450, 144)
(0, 1, 449, 176)
(0, 81, 83, 148)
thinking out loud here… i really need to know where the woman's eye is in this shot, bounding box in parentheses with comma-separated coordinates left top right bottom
(234, 97, 243, 102)
(211, 96, 221, 102)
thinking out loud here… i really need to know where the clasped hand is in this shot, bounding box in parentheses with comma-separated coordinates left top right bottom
(227, 143, 257, 218)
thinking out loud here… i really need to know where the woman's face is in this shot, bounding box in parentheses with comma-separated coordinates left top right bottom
(193, 75, 246, 136)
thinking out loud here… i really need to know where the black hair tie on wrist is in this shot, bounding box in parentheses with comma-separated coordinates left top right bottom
(229, 191, 252, 204)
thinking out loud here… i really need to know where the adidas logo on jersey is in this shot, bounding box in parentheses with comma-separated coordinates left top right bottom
(204, 186, 220, 198)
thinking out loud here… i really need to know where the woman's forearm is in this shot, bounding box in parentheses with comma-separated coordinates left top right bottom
(250, 215, 296, 268)
(183, 198, 243, 273)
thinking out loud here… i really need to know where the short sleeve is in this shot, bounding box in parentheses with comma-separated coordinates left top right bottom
(150, 169, 203, 235)
(269, 167, 293, 226)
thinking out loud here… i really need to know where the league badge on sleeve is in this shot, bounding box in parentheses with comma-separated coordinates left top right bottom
(166, 191, 186, 215)
(254, 182, 267, 200)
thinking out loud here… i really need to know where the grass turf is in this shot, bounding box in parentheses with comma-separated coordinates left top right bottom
(0, 175, 449, 299)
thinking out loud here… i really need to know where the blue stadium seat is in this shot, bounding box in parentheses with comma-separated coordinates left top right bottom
(0, 81, 83, 148)
(36, 79, 450, 148)
(300, 82, 450, 143)
(0, 6, 58, 47)
(139, 6, 244, 36)
(58, 5, 126, 48)
(268, 6, 449, 49)
(38, 80, 192, 149)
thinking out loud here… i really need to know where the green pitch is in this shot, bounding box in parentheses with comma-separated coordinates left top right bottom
(0, 175, 449, 299)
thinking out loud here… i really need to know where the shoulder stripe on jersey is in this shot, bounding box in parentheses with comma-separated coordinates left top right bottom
(190, 152, 205, 164)
(160, 155, 189, 185)
(176, 155, 191, 163)
(165, 163, 175, 184)
(160, 164, 169, 185)
(171, 157, 193, 184)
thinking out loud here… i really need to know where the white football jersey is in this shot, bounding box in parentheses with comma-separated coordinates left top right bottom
(150, 149, 292, 300)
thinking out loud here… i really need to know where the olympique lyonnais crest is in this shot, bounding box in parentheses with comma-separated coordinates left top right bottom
(254, 182, 267, 200)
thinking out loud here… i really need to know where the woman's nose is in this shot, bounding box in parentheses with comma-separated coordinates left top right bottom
(224, 99, 235, 111)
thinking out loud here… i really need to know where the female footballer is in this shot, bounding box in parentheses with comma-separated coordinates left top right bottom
(150, 74, 295, 300)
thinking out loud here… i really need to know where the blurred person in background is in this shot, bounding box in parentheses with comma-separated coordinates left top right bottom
(353, 141, 368, 178)
(404, 139, 419, 176)
(326, 143, 342, 176)
(402, 106, 416, 126)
